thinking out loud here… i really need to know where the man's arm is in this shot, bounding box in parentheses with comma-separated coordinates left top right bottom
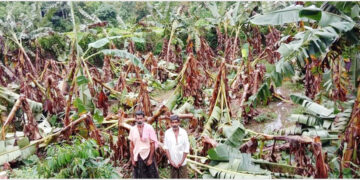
(177, 131, 190, 166)
(146, 141, 155, 166)
(164, 132, 177, 168)
(165, 149, 171, 162)
(163, 133, 171, 162)
(130, 141, 136, 166)
(165, 149, 178, 168)
(178, 152, 188, 167)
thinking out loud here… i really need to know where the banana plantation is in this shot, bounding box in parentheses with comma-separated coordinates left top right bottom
(1, 1, 360, 179)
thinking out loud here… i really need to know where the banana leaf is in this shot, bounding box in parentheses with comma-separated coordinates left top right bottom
(209, 161, 271, 179)
(0, 86, 42, 113)
(101, 49, 149, 74)
(331, 103, 353, 132)
(250, 5, 305, 25)
(162, 79, 178, 90)
(209, 153, 271, 179)
(249, 83, 272, 107)
(250, 5, 354, 28)
(208, 144, 243, 161)
(271, 60, 295, 87)
(290, 94, 335, 119)
(322, 120, 332, 129)
(0, 104, 5, 112)
(290, 94, 312, 105)
(289, 114, 318, 126)
(302, 129, 330, 139)
(164, 87, 181, 111)
(252, 159, 301, 175)
(299, 6, 354, 28)
(222, 122, 246, 148)
(88, 36, 122, 49)
(0, 138, 37, 166)
(173, 102, 193, 114)
(273, 125, 302, 135)
(202, 106, 221, 137)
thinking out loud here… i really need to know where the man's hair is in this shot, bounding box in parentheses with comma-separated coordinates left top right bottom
(135, 110, 145, 117)
(170, 115, 180, 122)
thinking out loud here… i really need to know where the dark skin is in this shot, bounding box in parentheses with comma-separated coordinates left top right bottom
(130, 115, 155, 167)
(165, 120, 188, 169)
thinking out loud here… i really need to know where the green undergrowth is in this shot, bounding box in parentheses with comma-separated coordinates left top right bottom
(10, 137, 119, 179)
(253, 112, 278, 123)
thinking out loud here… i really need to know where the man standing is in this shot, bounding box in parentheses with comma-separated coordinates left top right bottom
(129, 110, 159, 178)
(164, 115, 190, 178)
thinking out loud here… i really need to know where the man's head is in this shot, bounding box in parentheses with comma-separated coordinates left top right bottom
(135, 110, 145, 126)
(170, 115, 180, 130)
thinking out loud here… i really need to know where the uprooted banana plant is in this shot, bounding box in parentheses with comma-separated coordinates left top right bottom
(202, 61, 232, 137)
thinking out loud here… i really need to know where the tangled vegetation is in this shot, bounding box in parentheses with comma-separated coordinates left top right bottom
(0, 1, 360, 179)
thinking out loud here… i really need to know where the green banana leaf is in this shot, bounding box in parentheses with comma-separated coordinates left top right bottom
(0, 137, 37, 166)
(173, 102, 193, 114)
(88, 36, 122, 49)
(208, 144, 243, 161)
(222, 122, 246, 148)
(101, 49, 149, 74)
(202, 106, 221, 137)
(208, 150, 271, 179)
(250, 5, 305, 25)
(250, 5, 354, 28)
(332, 101, 354, 132)
(302, 129, 330, 139)
(290, 94, 335, 118)
(249, 83, 273, 107)
(0, 86, 42, 113)
(289, 114, 318, 126)
(273, 125, 302, 135)
(164, 87, 181, 111)
(209, 159, 271, 179)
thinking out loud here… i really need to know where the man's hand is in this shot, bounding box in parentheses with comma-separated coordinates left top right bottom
(177, 159, 184, 168)
(176, 163, 182, 168)
(132, 159, 136, 167)
(170, 160, 178, 169)
(146, 158, 153, 166)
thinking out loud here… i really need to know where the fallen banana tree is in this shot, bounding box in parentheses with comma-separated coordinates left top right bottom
(1, 95, 42, 141)
(191, 122, 329, 178)
(0, 112, 134, 166)
(202, 61, 232, 137)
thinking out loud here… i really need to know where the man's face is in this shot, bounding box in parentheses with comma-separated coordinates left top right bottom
(136, 115, 145, 126)
(170, 120, 180, 130)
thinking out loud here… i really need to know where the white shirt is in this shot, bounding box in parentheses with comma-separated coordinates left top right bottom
(163, 127, 190, 166)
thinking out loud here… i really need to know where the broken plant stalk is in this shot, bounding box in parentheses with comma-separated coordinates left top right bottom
(92, 77, 122, 97)
(1, 98, 22, 140)
(341, 82, 360, 168)
(63, 65, 79, 128)
(26, 73, 46, 95)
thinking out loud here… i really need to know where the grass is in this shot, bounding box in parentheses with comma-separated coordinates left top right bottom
(253, 112, 278, 123)
(282, 80, 304, 92)
(158, 164, 203, 179)
(158, 166, 171, 179)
